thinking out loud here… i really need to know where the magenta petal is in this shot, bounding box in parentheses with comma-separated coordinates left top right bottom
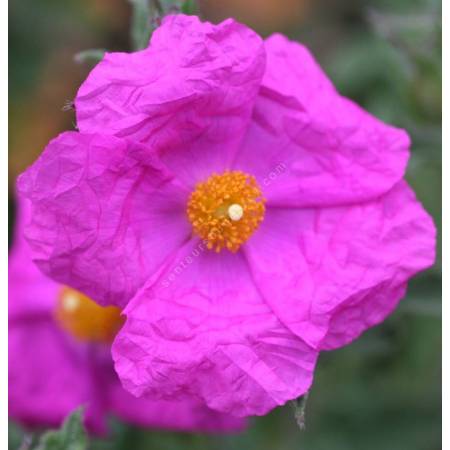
(17, 132, 190, 307)
(108, 381, 246, 433)
(244, 182, 436, 349)
(76, 14, 266, 188)
(9, 201, 106, 434)
(9, 196, 59, 320)
(234, 34, 409, 207)
(112, 239, 318, 417)
(320, 282, 408, 350)
(8, 318, 106, 434)
(9, 207, 243, 434)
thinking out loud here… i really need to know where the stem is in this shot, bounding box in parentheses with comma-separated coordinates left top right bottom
(18, 434, 32, 450)
(290, 391, 310, 430)
(151, 0, 164, 15)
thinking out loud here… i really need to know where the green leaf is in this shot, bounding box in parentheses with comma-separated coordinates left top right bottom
(8, 421, 28, 449)
(34, 408, 88, 450)
(181, 0, 196, 14)
(74, 49, 106, 65)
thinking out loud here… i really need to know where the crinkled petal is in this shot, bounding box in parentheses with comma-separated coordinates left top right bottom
(76, 14, 266, 188)
(112, 239, 318, 417)
(108, 380, 246, 433)
(17, 132, 190, 308)
(320, 282, 408, 350)
(234, 34, 409, 207)
(8, 318, 106, 434)
(244, 182, 436, 349)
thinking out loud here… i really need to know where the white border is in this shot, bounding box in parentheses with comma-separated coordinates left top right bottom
(442, 0, 447, 446)
(2, 2, 444, 449)
(2, 0, 9, 448)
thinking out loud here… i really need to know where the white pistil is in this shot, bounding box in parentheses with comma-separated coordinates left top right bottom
(63, 294, 80, 312)
(228, 203, 244, 221)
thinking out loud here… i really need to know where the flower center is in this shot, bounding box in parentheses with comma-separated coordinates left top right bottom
(187, 171, 266, 252)
(55, 287, 125, 344)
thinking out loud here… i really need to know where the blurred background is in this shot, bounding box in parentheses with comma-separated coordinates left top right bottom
(9, 0, 441, 449)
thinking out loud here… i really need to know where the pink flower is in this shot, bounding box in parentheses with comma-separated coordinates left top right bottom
(9, 197, 245, 434)
(17, 14, 436, 417)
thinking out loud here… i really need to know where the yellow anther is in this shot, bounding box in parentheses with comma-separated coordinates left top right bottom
(187, 171, 265, 252)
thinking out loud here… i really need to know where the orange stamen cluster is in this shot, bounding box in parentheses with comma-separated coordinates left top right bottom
(55, 287, 125, 344)
(187, 171, 266, 252)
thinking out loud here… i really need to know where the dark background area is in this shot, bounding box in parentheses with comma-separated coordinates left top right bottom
(9, 0, 441, 449)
